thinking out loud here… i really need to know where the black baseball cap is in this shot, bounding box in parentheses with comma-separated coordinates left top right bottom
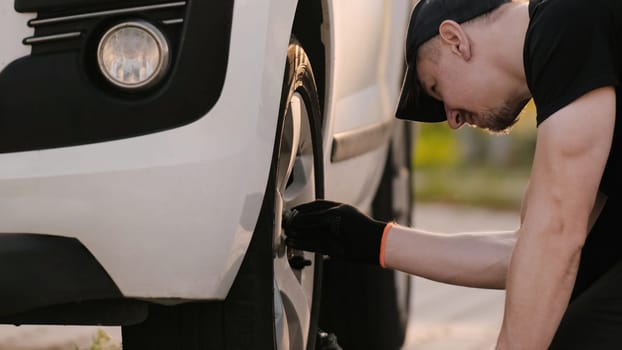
(396, 0, 511, 122)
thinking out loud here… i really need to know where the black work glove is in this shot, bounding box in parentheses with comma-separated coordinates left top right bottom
(283, 200, 388, 266)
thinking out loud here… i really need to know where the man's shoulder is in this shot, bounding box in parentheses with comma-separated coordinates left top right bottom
(525, 0, 621, 125)
(528, 0, 620, 29)
(526, 0, 620, 70)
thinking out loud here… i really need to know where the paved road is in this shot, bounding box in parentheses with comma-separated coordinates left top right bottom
(403, 204, 519, 350)
(0, 204, 519, 350)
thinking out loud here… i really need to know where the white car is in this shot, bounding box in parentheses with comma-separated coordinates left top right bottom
(0, 0, 414, 349)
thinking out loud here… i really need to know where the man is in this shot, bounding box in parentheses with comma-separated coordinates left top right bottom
(284, 0, 622, 348)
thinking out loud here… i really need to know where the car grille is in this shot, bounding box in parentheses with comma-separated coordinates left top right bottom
(23, 1, 187, 54)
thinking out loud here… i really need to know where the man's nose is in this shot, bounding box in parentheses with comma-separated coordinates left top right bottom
(445, 108, 465, 129)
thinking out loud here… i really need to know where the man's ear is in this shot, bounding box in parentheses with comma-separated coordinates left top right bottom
(438, 20, 471, 61)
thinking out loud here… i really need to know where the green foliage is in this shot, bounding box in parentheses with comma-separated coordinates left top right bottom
(414, 166, 529, 210)
(414, 123, 460, 168)
(88, 329, 120, 350)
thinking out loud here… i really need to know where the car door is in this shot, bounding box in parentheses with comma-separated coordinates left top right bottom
(323, 0, 411, 208)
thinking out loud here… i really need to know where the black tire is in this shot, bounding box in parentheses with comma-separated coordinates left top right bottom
(373, 121, 413, 337)
(122, 39, 324, 350)
(319, 122, 413, 350)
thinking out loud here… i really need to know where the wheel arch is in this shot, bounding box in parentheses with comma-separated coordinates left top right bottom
(291, 0, 328, 123)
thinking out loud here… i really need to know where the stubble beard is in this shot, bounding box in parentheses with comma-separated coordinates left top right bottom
(475, 97, 531, 134)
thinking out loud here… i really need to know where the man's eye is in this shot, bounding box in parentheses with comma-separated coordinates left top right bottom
(430, 84, 440, 100)
(431, 85, 438, 95)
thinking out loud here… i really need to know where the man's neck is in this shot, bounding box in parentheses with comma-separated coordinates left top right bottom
(486, 2, 532, 99)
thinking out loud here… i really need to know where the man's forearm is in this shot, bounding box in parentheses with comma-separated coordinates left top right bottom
(383, 224, 516, 289)
(496, 229, 582, 349)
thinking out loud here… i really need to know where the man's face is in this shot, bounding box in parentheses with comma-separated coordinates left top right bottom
(416, 48, 528, 134)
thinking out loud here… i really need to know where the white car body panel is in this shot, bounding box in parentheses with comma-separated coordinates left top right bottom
(0, 0, 410, 300)
(323, 0, 410, 208)
(0, 2, 33, 71)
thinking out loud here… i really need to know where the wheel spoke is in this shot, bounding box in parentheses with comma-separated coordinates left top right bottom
(275, 256, 311, 348)
(276, 94, 303, 194)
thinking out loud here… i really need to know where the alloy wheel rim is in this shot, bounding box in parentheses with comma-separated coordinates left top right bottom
(273, 92, 317, 350)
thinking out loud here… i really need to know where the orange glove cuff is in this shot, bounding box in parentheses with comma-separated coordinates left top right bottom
(379, 222, 393, 268)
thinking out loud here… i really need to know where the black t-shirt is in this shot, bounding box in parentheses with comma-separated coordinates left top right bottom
(525, 0, 622, 298)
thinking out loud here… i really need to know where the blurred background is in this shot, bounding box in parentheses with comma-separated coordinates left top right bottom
(413, 101, 536, 210)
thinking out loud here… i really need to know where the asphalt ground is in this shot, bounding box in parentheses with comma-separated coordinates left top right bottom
(0, 203, 519, 350)
(402, 204, 519, 350)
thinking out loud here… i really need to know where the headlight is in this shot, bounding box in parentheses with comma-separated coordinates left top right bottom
(97, 20, 170, 90)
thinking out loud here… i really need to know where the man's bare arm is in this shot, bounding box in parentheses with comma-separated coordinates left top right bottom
(496, 87, 616, 349)
(382, 187, 606, 290)
(384, 226, 517, 289)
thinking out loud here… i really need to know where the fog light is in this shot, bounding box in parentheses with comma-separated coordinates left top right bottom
(97, 20, 170, 89)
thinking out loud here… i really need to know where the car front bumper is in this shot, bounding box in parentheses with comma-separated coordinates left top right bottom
(0, 0, 298, 301)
